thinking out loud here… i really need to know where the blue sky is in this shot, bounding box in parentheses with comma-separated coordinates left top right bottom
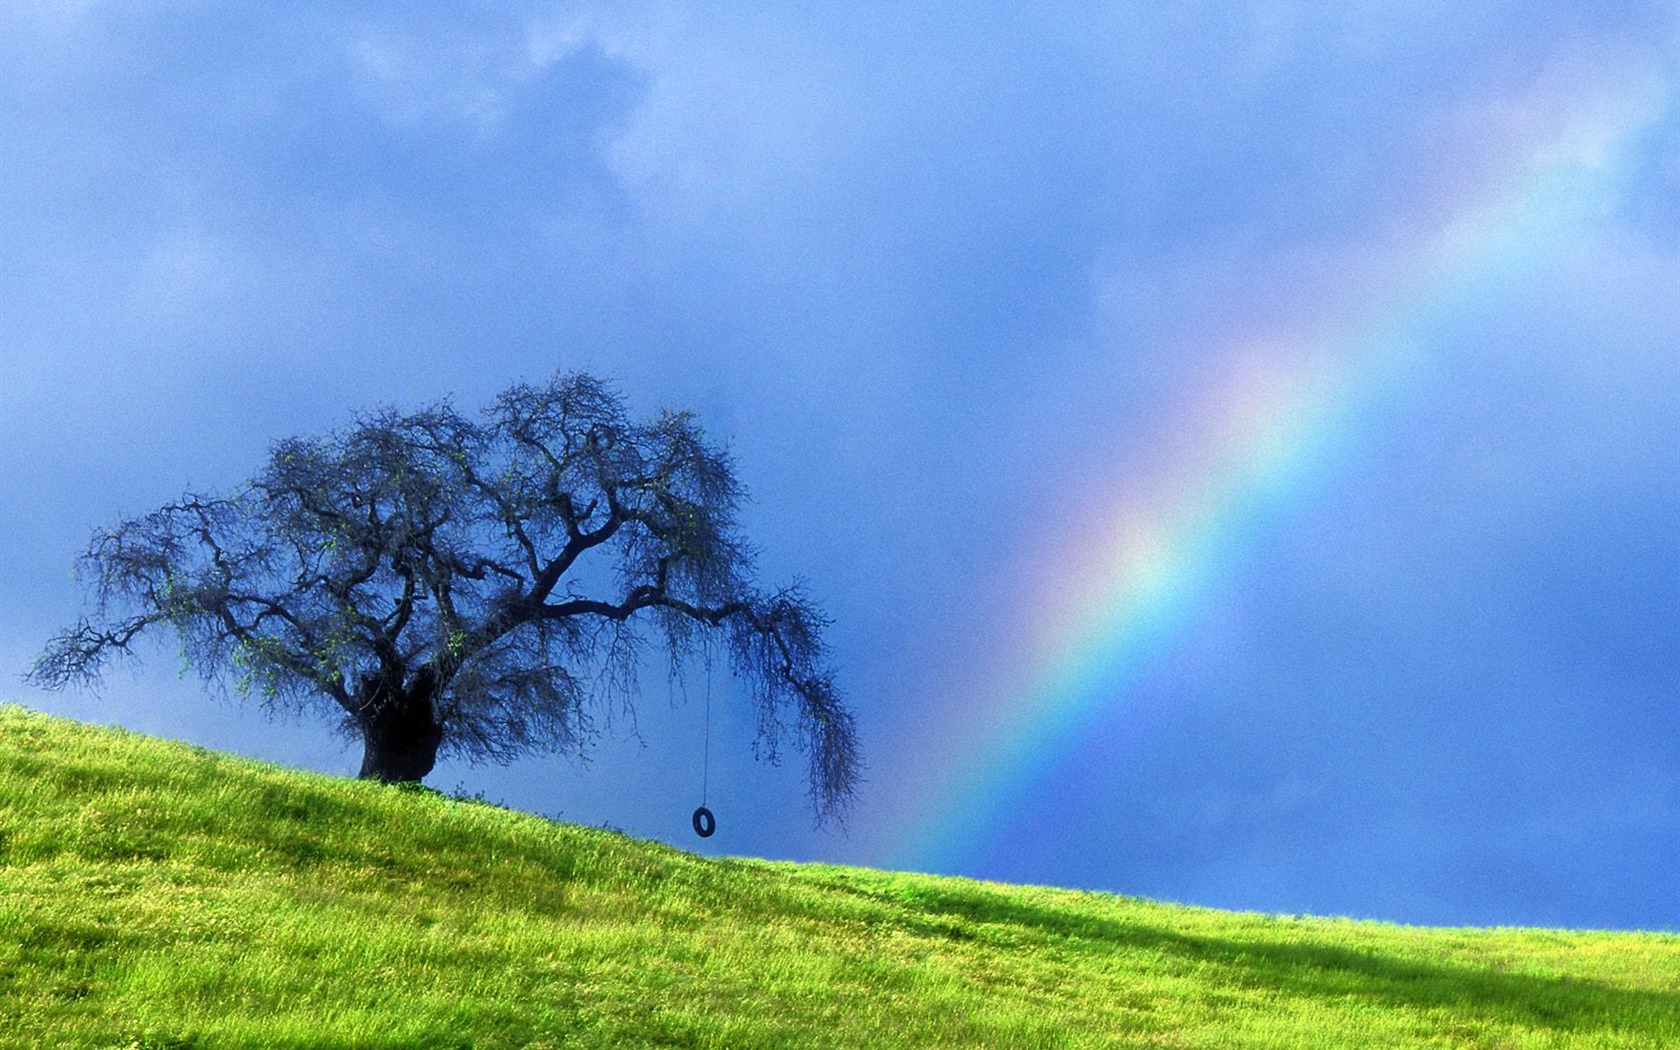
(2, 1, 1675, 930)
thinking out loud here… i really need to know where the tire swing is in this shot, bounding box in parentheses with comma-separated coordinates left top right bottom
(692, 805, 715, 838)
(691, 659, 717, 839)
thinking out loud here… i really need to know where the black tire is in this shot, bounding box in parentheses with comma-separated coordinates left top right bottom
(692, 806, 716, 838)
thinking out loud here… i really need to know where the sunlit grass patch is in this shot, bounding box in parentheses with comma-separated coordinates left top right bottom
(1, 704, 1675, 1048)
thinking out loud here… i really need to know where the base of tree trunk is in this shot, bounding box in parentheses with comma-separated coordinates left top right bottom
(357, 716, 444, 783)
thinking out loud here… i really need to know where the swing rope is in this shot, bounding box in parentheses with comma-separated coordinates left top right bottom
(690, 655, 717, 838)
(701, 661, 711, 807)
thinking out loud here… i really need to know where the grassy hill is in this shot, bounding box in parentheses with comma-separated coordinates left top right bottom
(0, 705, 1675, 1049)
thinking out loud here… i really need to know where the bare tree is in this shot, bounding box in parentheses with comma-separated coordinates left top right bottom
(29, 373, 859, 824)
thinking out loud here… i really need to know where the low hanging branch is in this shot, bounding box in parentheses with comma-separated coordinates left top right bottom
(29, 372, 860, 826)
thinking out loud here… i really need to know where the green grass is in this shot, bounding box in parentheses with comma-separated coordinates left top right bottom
(0, 704, 1675, 1049)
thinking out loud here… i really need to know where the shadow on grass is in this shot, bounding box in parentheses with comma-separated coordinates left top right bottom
(816, 875, 1679, 1037)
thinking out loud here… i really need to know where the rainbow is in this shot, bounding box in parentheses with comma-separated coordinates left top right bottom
(882, 74, 1664, 875)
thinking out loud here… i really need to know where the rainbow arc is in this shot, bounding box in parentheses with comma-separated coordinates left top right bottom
(885, 79, 1660, 874)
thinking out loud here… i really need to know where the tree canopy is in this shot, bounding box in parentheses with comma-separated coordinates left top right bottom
(30, 373, 859, 824)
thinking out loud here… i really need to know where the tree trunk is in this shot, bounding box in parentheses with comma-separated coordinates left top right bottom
(355, 672, 445, 783)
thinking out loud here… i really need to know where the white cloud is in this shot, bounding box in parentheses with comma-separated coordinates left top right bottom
(345, 23, 544, 133)
(124, 225, 262, 330)
(1, 0, 116, 29)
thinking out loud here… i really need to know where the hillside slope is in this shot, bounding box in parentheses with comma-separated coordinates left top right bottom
(1, 704, 1675, 1048)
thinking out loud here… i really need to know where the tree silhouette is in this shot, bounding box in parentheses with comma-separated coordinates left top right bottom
(29, 373, 858, 824)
